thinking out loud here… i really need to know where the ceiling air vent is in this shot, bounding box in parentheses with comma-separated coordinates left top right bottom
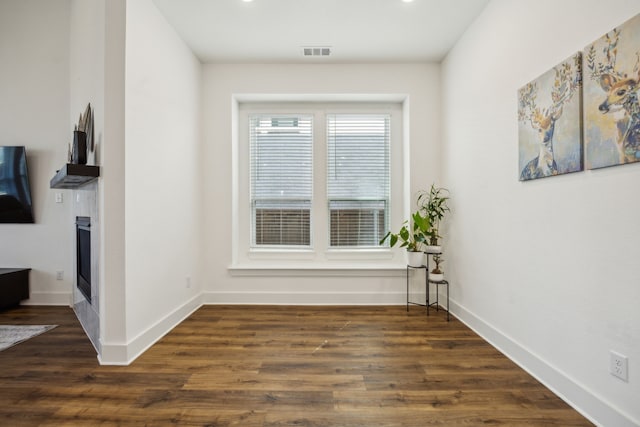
(302, 46, 331, 57)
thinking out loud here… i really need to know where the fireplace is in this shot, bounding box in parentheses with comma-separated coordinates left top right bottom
(76, 216, 91, 302)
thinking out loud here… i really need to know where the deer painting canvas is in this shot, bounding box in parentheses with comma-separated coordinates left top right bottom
(585, 13, 640, 169)
(518, 53, 583, 181)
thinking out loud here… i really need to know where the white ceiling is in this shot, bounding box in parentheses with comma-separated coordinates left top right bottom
(152, 0, 489, 63)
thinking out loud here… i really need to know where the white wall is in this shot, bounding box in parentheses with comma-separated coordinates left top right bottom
(202, 64, 440, 304)
(68, 0, 108, 356)
(70, 0, 105, 167)
(99, 0, 128, 362)
(121, 0, 203, 362)
(442, 1, 640, 425)
(0, 0, 72, 305)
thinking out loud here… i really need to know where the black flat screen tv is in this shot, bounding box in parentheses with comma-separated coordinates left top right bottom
(0, 146, 34, 223)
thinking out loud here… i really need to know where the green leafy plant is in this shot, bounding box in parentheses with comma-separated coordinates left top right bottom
(418, 184, 450, 246)
(379, 211, 430, 252)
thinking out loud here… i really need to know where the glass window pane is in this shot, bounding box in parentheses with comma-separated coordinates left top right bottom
(327, 114, 390, 248)
(250, 115, 313, 247)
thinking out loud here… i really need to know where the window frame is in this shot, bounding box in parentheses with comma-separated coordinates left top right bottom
(233, 97, 406, 271)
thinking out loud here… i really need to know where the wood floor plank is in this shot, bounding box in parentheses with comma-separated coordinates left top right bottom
(0, 305, 593, 426)
(184, 372, 367, 392)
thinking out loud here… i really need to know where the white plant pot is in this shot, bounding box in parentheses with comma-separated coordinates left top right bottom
(429, 272, 444, 282)
(425, 245, 442, 254)
(406, 251, 424, 267)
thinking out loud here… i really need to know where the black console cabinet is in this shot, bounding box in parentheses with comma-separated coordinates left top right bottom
(0, 268, 30, 310)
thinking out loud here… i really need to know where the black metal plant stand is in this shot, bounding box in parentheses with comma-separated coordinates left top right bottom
(406, 252, 450, 321)
(427, 276, 450, 321)
(406, 264, 428, 311)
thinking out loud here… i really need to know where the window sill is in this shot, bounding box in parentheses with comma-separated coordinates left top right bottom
(246, 248, 394, 261)
(228, 264, 406, 277)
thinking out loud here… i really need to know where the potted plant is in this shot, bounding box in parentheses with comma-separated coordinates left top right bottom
(429, 254, 445, 282)
(380, 211, 430, 267)
(418, 184, 450, 253)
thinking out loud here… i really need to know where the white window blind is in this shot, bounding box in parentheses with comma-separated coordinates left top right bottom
(327, 114, 390, 247)
(250, 115, 313, 247)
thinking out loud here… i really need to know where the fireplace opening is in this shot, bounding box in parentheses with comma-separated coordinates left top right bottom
(76, 216, 91, 302)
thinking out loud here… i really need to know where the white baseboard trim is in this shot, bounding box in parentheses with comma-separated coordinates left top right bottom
(98, 293, 204, 366)
(203, 291, 407, 305)
(450, 299, 639, 427)
(22, 292, 72, 306)
(98, 340, 128, 366)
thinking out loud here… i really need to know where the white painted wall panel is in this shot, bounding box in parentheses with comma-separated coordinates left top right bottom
(202, 63, 441, 304)
(124, 0, 203, 345)
(442, 1, 640, 425)
(0, 0, 72, 305)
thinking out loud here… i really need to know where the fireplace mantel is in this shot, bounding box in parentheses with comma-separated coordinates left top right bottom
(50, 164, 100, 189)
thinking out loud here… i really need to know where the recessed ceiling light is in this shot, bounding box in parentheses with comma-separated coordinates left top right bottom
(242, 0, 254, 2)
(402, 0, 415, 2)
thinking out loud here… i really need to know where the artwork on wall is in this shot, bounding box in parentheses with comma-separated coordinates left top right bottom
(517, 52, 583, 181)
(584, 13, 640, 169)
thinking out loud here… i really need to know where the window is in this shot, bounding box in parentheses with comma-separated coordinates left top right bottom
(237, 100, 403, 267)
(327, 114, 390, 247)
(250, 115, 313, 247)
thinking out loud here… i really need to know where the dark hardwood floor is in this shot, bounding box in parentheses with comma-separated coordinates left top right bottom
(0, 305, 592, 426)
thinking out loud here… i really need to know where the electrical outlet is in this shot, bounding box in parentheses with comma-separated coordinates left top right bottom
(55, 192, 63, 203)
(610, 351, 628, 382)
(186, 276, 191, 289)
(55, 271, 64, 280)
